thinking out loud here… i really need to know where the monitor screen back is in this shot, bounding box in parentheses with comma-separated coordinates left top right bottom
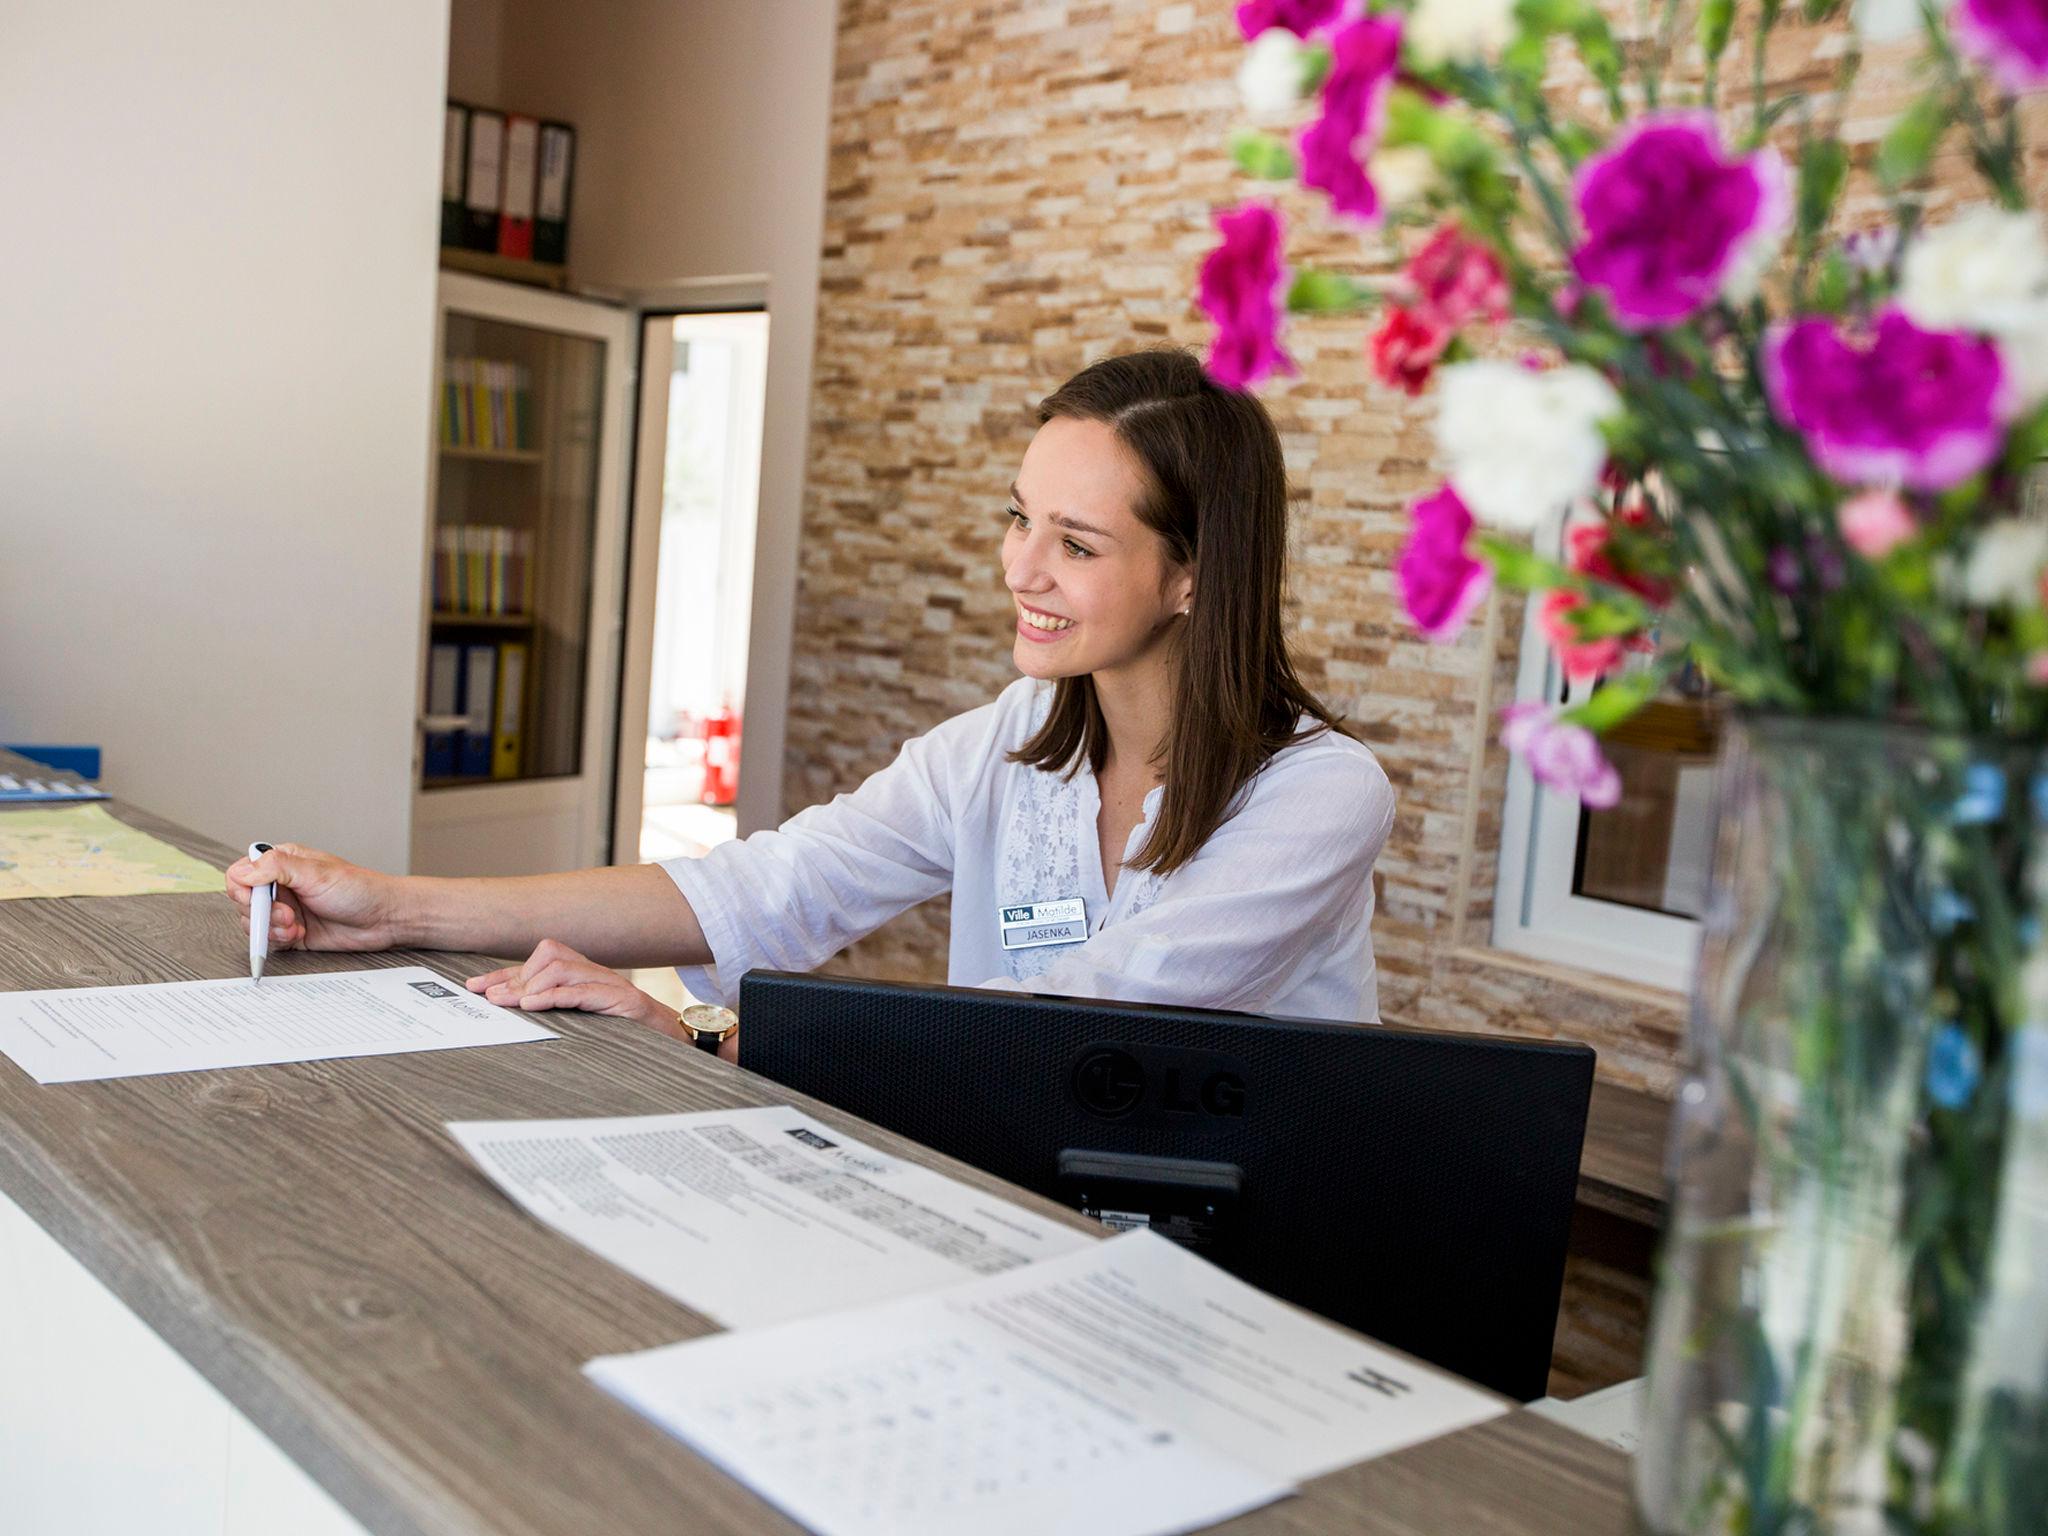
(739, 971, 1594, 1401)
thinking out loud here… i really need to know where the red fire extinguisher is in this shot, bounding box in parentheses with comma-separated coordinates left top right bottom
(702, 703, 741, 806)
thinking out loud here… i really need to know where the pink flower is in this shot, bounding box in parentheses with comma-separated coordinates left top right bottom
(1953, 0, 2048, 93)
(1370, 305, 1451, 395)
(1500, 702, 1624, 809)
(1404, 224, 1510, 329)
(1764, 308, 2013, 491)
(1199, 203, 1295, 390)
(1537, 590, 1628, 680)
(1237, 0, 1351, 39)
(1837, 489, 1918, 559)
(1568, 516, 1673, 605)
(1572, 113, 1790, 329)
(1397, 485, 1492, 641)
(1298, 13, 1402, 223)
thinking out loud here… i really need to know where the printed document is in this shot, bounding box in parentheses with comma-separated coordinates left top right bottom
(0, 804, 220, 899)
(0, 968, 556, 1084)
(448, 1105, 1095, 1328)
(586, 1228, 1506, 1536)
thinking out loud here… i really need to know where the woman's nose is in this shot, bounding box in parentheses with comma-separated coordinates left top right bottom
(1004, 535, 1048, 592)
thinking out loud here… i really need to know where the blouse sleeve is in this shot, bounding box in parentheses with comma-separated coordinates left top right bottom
(660, 704, 1000, 1005)
(974, 748, 1395, 1016)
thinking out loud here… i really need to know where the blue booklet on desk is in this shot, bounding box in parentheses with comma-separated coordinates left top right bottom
(0, 772, 110, 803)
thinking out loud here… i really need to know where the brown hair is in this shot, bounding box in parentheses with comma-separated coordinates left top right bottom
(1010, 348, 1349, 876)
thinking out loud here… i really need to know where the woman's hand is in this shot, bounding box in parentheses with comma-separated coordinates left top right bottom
(466, 938, 688, 1040)
(226, 843, 404, 952)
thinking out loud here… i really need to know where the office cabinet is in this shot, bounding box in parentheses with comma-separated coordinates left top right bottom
(412, 272, 633, 875)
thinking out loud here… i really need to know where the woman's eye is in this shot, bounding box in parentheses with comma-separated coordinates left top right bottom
(1005, 505, 1027, 529)
(1063, 539, 1094, 559)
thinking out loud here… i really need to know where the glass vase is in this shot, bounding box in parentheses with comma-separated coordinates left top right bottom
(1636, 715, 2048, 1535)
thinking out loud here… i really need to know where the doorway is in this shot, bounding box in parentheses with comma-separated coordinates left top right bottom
(615, 308, 768, 1008)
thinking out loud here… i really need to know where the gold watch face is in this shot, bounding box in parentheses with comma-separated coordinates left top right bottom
(679, 1003, 739, 1042)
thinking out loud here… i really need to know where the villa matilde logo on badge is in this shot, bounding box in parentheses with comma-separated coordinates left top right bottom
(408, 980, 458, 1000)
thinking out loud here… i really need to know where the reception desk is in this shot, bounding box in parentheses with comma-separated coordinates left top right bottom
(0, 763, 1634, 1536)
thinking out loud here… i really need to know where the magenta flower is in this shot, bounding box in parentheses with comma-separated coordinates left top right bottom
(1398, 485, 1491, 641)
(1298, 13, 1402, 223)
(1572, 114, 1789, 329)
(1237, 0, 1350, 39)
(1764, 309, 2013, 491)
(1953, 0, 2048, 93)
(1837, 489, 1918, 559)
(1500, 702, 1623, 809)
(1199, 202, 1295, 390)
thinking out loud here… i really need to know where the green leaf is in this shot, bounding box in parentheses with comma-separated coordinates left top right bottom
(1285, 269, 1375, 313)
(1802, 0, 1844, 18)
(1879, 93, 1948, 189)
(1229, 128, 1298, 182)
(2003, 401, 2048, 468)
(1298, 41, 1333, 96)
(1477, 533, 1574, 592)
(1810, 252, 1852, 314)
(1796, 139, 1849, 245)
(1561, 669, 1660, 732)
(1698, 0, 1736, 61)
(1571, 15, 1624, 94)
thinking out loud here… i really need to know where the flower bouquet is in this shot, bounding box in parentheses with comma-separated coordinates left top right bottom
(1198, 0, 2048, 1530)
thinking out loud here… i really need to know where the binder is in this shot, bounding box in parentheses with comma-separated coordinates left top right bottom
(459, 644, 497, 777)
(441, 102, 469, 248)
(497, 115, 539, 260)
(424, 643, 462, 779)
(534, 122, 575, 265)
(492, 641, 528, 779)
(463, 109, 506, 252)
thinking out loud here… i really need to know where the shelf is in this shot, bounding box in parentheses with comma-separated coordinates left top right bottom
(438, 246, 569, 290)
(441, 445, 543, 463)
(430, 610, 536, 628)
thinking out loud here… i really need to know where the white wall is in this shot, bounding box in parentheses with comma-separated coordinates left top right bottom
(0, 2, 451, 872)
(495, 0, 839, 836)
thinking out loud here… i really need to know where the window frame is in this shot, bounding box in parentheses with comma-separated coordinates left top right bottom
(1488, 539, 1704, 995)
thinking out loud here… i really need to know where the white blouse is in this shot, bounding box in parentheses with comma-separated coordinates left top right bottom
(659, 678, 1397, 1023)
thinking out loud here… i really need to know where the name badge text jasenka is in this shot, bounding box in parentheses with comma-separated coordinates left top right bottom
(998, 898, 1088, 951)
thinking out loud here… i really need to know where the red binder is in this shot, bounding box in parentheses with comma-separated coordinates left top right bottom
(497, 115, 539, 260)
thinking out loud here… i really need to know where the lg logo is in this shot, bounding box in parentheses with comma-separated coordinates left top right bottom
(1071, 1046, 1247, 1121)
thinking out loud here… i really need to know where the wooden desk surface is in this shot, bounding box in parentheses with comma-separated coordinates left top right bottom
(1577, 1079, 1671, 1226)
(0, 768, 1634, 1536)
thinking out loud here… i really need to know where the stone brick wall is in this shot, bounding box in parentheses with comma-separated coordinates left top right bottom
(782, 0, 2048, 1099)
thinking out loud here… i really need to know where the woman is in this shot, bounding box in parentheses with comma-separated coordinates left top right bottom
(227, 350, 1396, 1051)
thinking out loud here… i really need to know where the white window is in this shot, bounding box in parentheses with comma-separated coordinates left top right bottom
(1489, 560, 1717, 994)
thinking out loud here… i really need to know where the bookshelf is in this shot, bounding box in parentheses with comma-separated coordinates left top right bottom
(414, 272, 633, 875)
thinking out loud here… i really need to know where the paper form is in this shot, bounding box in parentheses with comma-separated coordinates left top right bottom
(0, 804, 220, 899)
(447, 1105, 1096, 1328)
(586, 1229, 1507, 1536)
(0, 967, 557, 1084)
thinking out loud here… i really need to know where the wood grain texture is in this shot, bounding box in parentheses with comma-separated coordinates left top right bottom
(1577, 1080, 1671, 1227)
(0, 757, 1635, 1536)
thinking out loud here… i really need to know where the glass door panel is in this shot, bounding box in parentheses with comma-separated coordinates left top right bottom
(425, 313, 605, 788)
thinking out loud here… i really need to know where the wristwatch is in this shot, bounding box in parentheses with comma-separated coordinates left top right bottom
(678, 1003, 740, 1055)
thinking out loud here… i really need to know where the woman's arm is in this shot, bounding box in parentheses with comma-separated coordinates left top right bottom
(403, 863, 710, 968)
(227, 846, 709, 968)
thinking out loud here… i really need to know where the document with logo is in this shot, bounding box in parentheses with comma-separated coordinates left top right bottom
(0, 967, 556, 1084)
(448, 1105, 1096, 1328)
(586, 1228, 1507, 1536)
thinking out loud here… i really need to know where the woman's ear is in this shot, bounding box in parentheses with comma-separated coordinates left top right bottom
(1169, 565, 1195, 618)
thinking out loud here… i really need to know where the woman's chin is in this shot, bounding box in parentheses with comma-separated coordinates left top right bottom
(1012, 640, 1078, 679)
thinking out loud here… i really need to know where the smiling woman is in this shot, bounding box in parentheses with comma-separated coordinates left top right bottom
(225, 349, 1398, 1044)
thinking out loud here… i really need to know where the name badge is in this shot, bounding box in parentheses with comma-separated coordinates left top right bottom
(999, 897, 1088, 951)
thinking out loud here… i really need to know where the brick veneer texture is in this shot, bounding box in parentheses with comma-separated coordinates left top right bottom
(784, 0, 2048, 1100)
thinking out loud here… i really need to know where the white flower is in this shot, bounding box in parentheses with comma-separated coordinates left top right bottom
(1852, 0, 1947, 43)
(1236, 30, 1312, 119)
(1961, 517, 2048, 607)
(1367, 145, 1443, 210)
(1900, 207, 2048, 335)
(1404, 0, 1518, 67)
(1435, 362, 1623, 530)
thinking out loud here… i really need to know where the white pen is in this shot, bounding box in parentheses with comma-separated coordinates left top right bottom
(247, 841, 275, 984)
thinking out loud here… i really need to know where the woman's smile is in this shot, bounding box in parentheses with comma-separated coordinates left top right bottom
(1016, 600, 1075, 641)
